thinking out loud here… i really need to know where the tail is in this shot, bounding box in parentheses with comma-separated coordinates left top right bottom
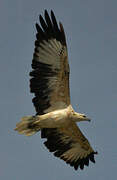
(14, 116, 41, 136)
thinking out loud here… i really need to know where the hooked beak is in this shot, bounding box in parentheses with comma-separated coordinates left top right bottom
(87, 118, 91, 122)
(85, 117, 91, 122)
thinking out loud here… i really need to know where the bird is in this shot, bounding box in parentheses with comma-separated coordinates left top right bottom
(15, 10, 97, 170)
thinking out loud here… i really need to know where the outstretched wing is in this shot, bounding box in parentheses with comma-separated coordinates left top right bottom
(30, 10, 70, 115)
(42, 122, 97, 170)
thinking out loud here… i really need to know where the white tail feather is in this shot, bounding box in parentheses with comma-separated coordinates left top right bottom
(14, 116, 40, 136)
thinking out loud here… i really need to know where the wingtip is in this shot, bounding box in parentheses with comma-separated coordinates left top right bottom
(35, 23, 39, 29)
(51, 9, 54, 15)
(51, 10, 55, 19)
(39, 14, 43, 21)
(59, 22, 64, 31)
(44, 9, 48, 16)
(94, 151, 98, 155)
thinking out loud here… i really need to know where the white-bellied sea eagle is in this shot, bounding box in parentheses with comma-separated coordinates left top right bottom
(15, 10, 97, 170)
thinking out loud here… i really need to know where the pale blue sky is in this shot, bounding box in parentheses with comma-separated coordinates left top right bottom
(0, 0, 117, 179)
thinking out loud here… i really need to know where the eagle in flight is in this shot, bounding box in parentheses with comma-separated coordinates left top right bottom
(15, 10, 97, 170)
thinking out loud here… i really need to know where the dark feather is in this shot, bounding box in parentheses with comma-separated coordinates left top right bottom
(41, 128, 97, 170)
(39, 15, 48, 33)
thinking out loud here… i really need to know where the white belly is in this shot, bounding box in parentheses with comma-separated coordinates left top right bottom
(36, 108, 70, 128)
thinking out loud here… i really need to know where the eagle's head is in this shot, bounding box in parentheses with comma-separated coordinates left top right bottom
(73, 112, 91, 122)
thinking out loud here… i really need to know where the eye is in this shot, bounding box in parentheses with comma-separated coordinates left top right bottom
(82, 115, 86, 118)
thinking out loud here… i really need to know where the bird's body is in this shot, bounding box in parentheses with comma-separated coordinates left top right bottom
(15, 10, 97, 170)
(16, 105, 90, 135)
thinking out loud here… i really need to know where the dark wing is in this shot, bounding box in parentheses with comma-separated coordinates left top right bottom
(30, 10, 70, 115)
(41, 121, 97, 170)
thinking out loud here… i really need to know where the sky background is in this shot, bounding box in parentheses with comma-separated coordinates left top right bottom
(0, 0, 117, 179)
